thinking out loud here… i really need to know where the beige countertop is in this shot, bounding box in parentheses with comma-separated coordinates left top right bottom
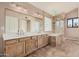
(3, 32, 63, 40)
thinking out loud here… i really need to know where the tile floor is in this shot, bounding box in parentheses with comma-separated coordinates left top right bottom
(28, 39, 79, 57)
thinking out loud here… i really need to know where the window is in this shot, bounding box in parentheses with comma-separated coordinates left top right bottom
(44, 17, 52, 31)
(67, 17, 79, 28)
(6, 16, 18, 33)
(73, 18, 79, 27)
(34, 20, 40, 32)
(67, 19, 73, 28)
(31, 19, 41, 32)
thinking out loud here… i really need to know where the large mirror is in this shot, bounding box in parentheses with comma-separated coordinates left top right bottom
(6, 15, 19, 33)
(44, 17, 52, 32)
(5, 9, 42, 34)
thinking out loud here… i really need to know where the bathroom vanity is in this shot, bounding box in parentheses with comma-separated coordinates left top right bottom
(3, 33, 63, 57)
(3, 33, 48, 57)
(48, 33, 64, 47)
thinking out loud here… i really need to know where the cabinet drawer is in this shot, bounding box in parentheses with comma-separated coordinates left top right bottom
(37, 35, 42, 39)
(32, 36, 37, 40)
(19, 37, 31, 42)
(42, 34, 47, 37)
(5, 39, 18, 45)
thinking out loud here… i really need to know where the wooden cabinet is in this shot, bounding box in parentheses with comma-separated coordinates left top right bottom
(38, 34, 48, 48)
(31, 36, 38, 51)
(25, 37, 32, 55)
(38, 35, 43, 48)
(5, 44, 17, 57)
(25, 36, 38, 55)
(42, 34, 48, 46)
(49, 36, 56, 47)
(4, 34, 49, 57)
(49, 35, 63, 47)
(5, 39, 25, 57)
(16, 41, 25, 56)
(19, 37, 32, 55)
(5, 39, 18, 57)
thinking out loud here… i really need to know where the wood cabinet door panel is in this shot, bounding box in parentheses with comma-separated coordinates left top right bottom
(49, 36, 56, 47)
(25, 39, 32, 54)
(38, 35, 44, 48)
(42, 35, 48, 46)
(16, 41, 25, 56)
(20, 37, 31, 42)
(31, 36, 38, 50)
(5, 40, 17, 46)
(25, 36, 38, 55)
(5, 44, 17, 57)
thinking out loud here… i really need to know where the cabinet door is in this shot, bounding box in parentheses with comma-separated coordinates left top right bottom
(16, 41, 25, 56)
(42, 34, 48, 46)
(5, 44, 17, 57)
(38, 35, 44, 48)
(49, 36, 56, 47)
(25, 39, 32, 55)
(31, 36, 38, 51)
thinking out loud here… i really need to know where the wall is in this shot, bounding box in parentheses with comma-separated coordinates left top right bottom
(64, 8, 79, 39)
(0, 4, 5, 56)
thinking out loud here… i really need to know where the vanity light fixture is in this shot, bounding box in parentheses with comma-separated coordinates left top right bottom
(10, 3, 28, 13)
(10, 3, 42, 18)
(23, 9, 28, 13)
(17, 6, 22, 10)
(10, 3, 22, 10)
(33, 12, 42, 18)
(10, 3, 16, 7)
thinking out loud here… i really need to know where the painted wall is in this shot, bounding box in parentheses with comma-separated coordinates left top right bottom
(64, 8, 79, 39)
(0, 4, 5, 56)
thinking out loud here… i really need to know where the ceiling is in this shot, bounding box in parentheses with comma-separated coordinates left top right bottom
(29, 2, 79, 16)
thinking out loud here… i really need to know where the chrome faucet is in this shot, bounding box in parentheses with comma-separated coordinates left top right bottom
(18, 29, 24, 36)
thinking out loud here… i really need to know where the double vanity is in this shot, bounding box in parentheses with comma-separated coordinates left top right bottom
(3, 33, 63, 57)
